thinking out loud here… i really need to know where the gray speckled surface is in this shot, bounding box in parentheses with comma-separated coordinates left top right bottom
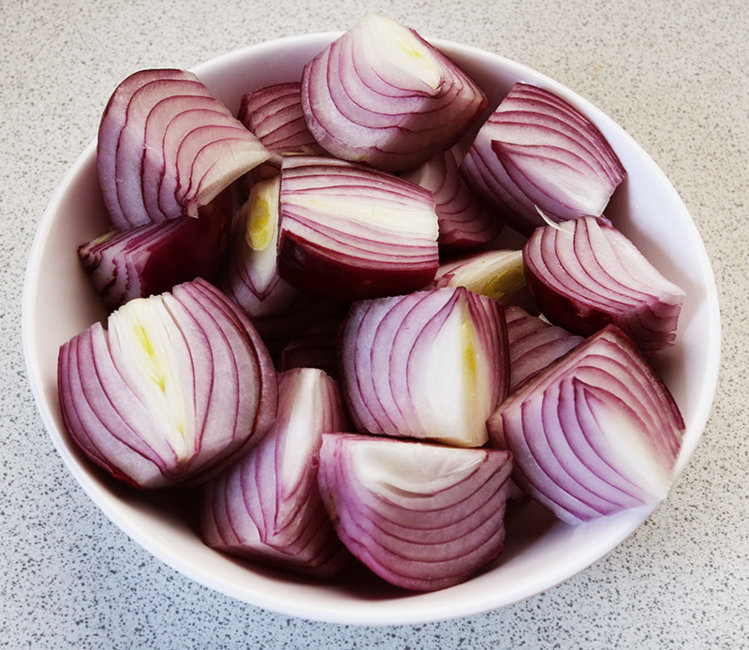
(2, 0, 747, 647)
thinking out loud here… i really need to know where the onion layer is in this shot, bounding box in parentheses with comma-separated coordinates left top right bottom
(317, 433, 513, 591)
(523, 216, 684, 352)
(461, 82, 626, 234)
(97, 68, 270, 229)
(300, 13, 488, 172)
(201, 368, 350, 576)
(487, 324, 685, 524)
(277, 156, 439, 301)
(57, 278, 278, 488)
(339, 287, 509, 447)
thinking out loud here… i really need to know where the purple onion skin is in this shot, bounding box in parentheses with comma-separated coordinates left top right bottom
(488, 324, 685, 525)
(79, 189, 233, 311)
(57, 278, 278, 489)
(317, 433, 513, 592)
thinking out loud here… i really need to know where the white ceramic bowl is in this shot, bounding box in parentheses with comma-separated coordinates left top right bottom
(23, 33, 720, 624)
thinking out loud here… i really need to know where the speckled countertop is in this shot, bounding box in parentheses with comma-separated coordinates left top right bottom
(2, 0, 747, 647)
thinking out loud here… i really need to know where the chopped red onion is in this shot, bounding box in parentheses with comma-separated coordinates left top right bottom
(57, 278, 278, 488)
(339, 287, 509, 447)
(523, 216, 684, 352)
(461, 82, 626, 234)
(317, 433, 513, 591)
(277, 156, 439, 301)
(301, 14, 487, 172)
(487, 325, 684, 524)
(97, 68, 270, 229)
(201, 368, 350, 576)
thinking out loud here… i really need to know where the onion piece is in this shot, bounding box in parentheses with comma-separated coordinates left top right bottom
(222, 175, 298, 319)
(277, 156, 439, 301)
(97, 68, 270, 229)
(201, 368, 350, 576)
(300, 13, 488, 172)
(238, 82, 326, 156)
(57, 278, 278, 488)
(401, 145, 501, 249)
(317, 433, 513, 591)
(505, 305, 583, 391)
(523, 216, 684, 352)
(461, 82, 626, 234)
(277, 314, 342, 378)
(487, 324, 685, 525)
(339, 287, 509, 447)
(78, 189, 232, 311)
(431, 248, 535, 311)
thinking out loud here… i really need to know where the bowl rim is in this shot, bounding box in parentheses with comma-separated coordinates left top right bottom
(22, 31, 721, 625)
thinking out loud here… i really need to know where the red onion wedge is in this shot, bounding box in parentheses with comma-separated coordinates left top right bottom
(317, 433, 513, 591)
(487, 325, 685, 525)
(300, 13, 488, 172)
(461, 82, 626, 234)
(78, 188, 232, 311)
(432, 249, 535, 311)
(97, 68, 270, 230)
(505, 305, 583, 391)
(277, 156, 439, 301)
(523, 216, 684, 352)
(57, 278, 278, 489)
(238, 82, 326, 156)
(339, 287, 509, 447)
(402, 145, 501, 249)
(222, 175, 298, 319)
(201, 368, 350, 576)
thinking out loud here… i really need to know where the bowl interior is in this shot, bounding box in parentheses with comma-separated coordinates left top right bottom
(22, 33, 720, 624)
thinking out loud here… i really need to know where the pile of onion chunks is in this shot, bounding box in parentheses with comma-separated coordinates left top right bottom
(59, 14, 686, 592)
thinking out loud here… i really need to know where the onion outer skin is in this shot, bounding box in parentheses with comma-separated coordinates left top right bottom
(300, 13, 488, 172)
(523, 216, 684, 352)
(277, 156, 439, 301)
(339, 287, 509, 447)
(317, 433, 513, 591)
(201, 368, 350, 576)
(487, 324, 685, 525)
(57, 278, 278, 489)
(461, 82, 626, 235)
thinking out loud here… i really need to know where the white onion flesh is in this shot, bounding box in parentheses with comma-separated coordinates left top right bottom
(487, 325, 684, 524)
(57, 278, 278, 488)
(201, 368, 350, 575)
(317, 433, 513, 591)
